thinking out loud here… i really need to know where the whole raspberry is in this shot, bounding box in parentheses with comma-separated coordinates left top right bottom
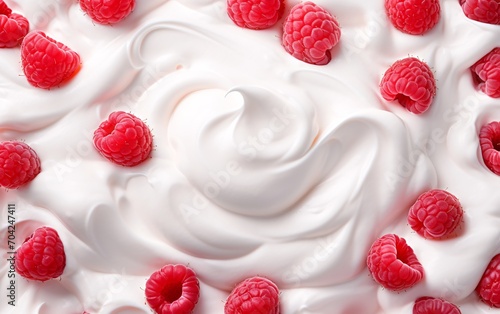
(385, 0, 440, 35)
(225, 276, 280, 314)
(15, 226, 66, 281)
(0, 141, 41, 189)
(0, 0, 29, 48)
(470, 48, 500, 98)
(366, 234, 424, 291)
(21, 31, 81, 89)
(480, 121, 500, 175)
(80, 0, 135, 25)
(145, 264, 200, 314)
(413, 297, 461, 314)
(460, 0, 500, 25)
(407, 189, 463, 239)
(227, 0, 285, 29)
(282, 1, 341, 65)
(476, 254, 500, 307)
(93, 111, 153, 167)
(380, 57, 436, 114)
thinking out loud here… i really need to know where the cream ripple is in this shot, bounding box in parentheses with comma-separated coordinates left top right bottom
(1, 0, 500, 313)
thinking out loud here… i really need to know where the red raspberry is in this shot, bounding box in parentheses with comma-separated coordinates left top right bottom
(93, 111, 153, 167)
(21, 31, 81, 89)
(479, 121, 500, 175)
(366, 234, 424, 291)
(385, 0, 440, 35)
(0, 0, 29, 48)
(470, 48, 500, 98)
(413, 297, 461, 314)
(282, 1, 341, 65)
(15, 226, 66, 281)
(0, 141, 41, 189)
(145, 264, 200, 314)
(460, 0, 500, 25)
(0, 0, 8, 13)
(380, 57, 436, 114)
(225, 276, 280, 314)
(407, 189, 463, 239)
(227, 0, 285, 30)
(80, 0, 135, 25)
(476, 254, 500, 307)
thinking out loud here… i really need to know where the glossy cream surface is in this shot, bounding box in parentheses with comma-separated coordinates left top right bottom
(1, 0, 500, 313)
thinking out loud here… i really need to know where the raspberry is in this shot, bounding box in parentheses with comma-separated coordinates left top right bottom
(93, 111, 153, 167)
(480, 121, 500, 175)
(385, 0, 440, 35)
(0, 0, 8, 13)
(407, 189, 463, 239)
(366, 234, 424, 291)
(476, 254, 500, 307)
(15, 226, 66, 281)
(460, 0, 500, 25)
(145, 264, 200, 314)
(282, 1, 341, 65)
(380, 57, 436, 114)
(225, 276, 280, 314)
(80, 0, 135, 25)
(21, 31, 81, 89)
(413, 297, 461, 314)
(0, 141, 41, 189)
(0, 0, 29, 48)
(470, 48, 500, 98)
(227, 0, 285, 30)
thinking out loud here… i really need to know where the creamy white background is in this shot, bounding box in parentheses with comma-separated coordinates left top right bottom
(0, 0, 499, 313)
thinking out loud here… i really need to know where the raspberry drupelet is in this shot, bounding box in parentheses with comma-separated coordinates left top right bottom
(380, 57, 436, 114)
(21, 31, 81, 89)
(366, 234, 424, 291)
(225, 276, 280, 314)
(93, 111, 153, 167)
(145, 264, 200, 314)
(282, 1, 341, 65)
(15, 226, 66, 281)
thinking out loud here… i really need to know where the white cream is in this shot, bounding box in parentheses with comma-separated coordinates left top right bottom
(0, 0, 499, 313)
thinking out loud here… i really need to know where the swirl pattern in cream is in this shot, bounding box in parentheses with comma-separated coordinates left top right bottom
(0, 0, 500, 313)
